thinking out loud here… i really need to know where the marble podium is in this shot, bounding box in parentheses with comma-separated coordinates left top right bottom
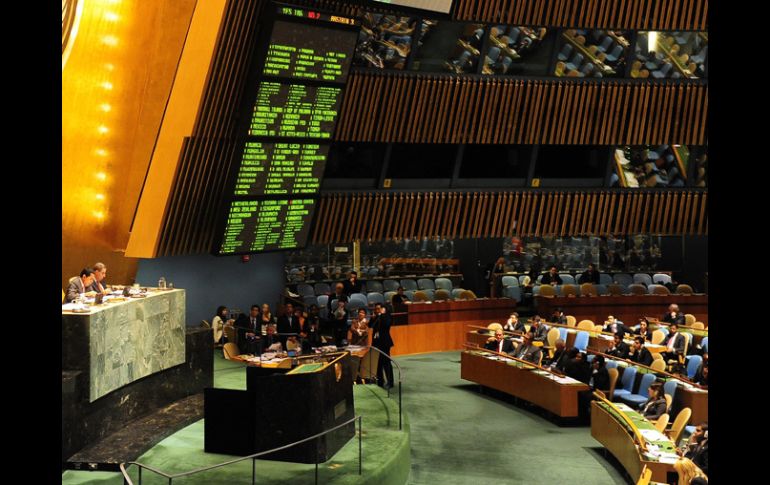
(62, 289, 186, 402)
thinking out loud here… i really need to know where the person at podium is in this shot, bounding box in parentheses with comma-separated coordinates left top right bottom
(87, 262, 109, 294)
(65, 268, 95, 303)
(348, 308, 372, 347)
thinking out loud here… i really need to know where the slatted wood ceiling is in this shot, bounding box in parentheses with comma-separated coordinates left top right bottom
(337, 73, 707, 145)
(312, 191, 707, 243)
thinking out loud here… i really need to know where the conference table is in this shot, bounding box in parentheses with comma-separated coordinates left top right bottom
(535, 294, 708, 325)
(461, 349, 591, 418)
(591, 400, 678, 483)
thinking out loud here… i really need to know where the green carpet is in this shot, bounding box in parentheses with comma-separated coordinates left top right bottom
(398, 351, 627, 485)
(62, 354, 410, 485)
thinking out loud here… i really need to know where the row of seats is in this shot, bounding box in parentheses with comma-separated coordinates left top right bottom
(503, 272, 674, 287)
(297, 277, 456, 297)
(305, 288, 476, 317)
(511, 282, 693, 299)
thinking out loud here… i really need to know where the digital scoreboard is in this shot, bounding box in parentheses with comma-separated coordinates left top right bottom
(250, 82, 343, 138)
(234, 142, 329, 196)
(219, 199, 317, 254)
(213, 4, 358, 255)
(264, 20, 357, 82)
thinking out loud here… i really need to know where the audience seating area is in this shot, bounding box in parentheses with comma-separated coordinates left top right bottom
(502, 271, 696, 297)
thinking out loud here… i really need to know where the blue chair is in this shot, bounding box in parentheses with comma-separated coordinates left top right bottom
(366, 280, 384, 293)
(586, 354, 595, 363)
(435, 278, 453, 291)
(619, 373, 657, 407)
(663, 380, 678, 411)
(405, 290, 416, 300)
(367, 292, 384, 305)
(400, 279, 418, 291)
(317, 294, 329, 309)
(452, 288, 465, 299)
(652, 62, 673, 79)
(367, 267, 379, 277)
(557, 43, 573, 61)
(604, 44, 624, 63)
(574, 331, 589, 352)
(533, 285, 541, 296)
(659, 326, 669, 337)
(536, 274, 544, 284)
(595, 284, 607, 296)
(417, 278, 436, 290)
(565, 52, 584, 71)
(422, 289, 436, 301)
(686, 355, 702, 379)
(518, 275, 529, 286)
(303, 295, 317, 307)
(486, 46, 501, 63)
(504, 286, 521, 301)
(653, 273, 672, 285)
(606, 360, 618, 369)
(350, 293, 368, 307)
(383, 291, 396, 305)
(634, 273, 653, 286)
(599, 273, 613, 285)
(297, 283, 315, 297)
(701, 337, 708, 353)
(558, 327, 568, 342)
(560, 274, 576, 285)
(314, 282, 331, 295)
(508, 27, 521, 44)
(502, 276, 519, 288)
(596, 35, 613, 53)
(648, 284, 670, 295)
(614, 274, 633, 286)
(612, 366, 638, 401)
(383, 279, 400, 292)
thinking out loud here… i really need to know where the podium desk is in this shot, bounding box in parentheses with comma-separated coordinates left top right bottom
(461, 349, 590, 418)
(205, 352, 355, 463)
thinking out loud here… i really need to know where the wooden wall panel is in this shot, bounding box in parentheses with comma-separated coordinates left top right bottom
(452, 0, 707, 30)
(336, 73, 708, 146)
(311, 191, 708, 243)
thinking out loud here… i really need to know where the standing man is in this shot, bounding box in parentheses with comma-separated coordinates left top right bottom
(88, 262, 109, 294)
(342, 270, 363, 296)
(66, 268, 95, 303)
(236, 305, 262, 355)
(277, 302, 299, 348)
(372, 303, 395, 389)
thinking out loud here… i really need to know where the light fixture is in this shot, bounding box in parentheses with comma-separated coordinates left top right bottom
(647, 32, 658, 54)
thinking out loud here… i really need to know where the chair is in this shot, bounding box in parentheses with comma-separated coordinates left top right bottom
(224, 324, 236, 344)
(435, 289, 452, 301)
(384, 291, 396, 305)
(565, 52, 584, 71)
(599, 273, 613, 285)
(404, 290, 416, 301)
(557, 42, 573, 61)
(686, 355, 702, 379)
(539, 285, 556, 297)
(504, 286, 521, 301)
(573, 331, 589, 351)
(685, 314, 696, 325)
(400, 279, 418, 290)
(434, 277, 453, 291)
(565, 315, 577, 327)
(561, 284, 579, 297)
(501, 276, 519, 288)
(413, 290, 429, 302)
(606, 360, 618, 369)
(417, 278, 436, 290)
(576, 283, 594, 297)
(313, 282, 331, 295)
(452, 288, 466, 299)
(663, 380, 678, 410)
(367, 292, 385, 305)
(596, 35, 614, 53)
(633, 273, 653, 286)
(651, 62, 673, 79)
(607, 283, 625, 296)
(558, 327, 568, 342)
(546, 328, 560, 348)
(487, 322, 503, 332)
(675, 284, 694, 295)
(612, 366, 638, 401)
(651, 329, 666, 345)
(606, 368, 619, 400)
(664, 394, 672, 413)
(637, 465, 652, 485)
(701, 337, 708, 353)
(650, 359, 666, 372)
(628, 284, 647, 295)
(613, 274, 633, 286)
(458, 290, 477, 300)
(560, 274, 576, 285)
(652, 352, 664, 362)
(532, 285, 541, 296)
(648, 284, 670, 295)
(654, 414, 670, 433)
(366, 280, 384, 293)
(668, 407, 692, 443)
(653, 273, 672, 285)
(297, 283, 315, 297)
(518, 275, 530, 286)
(619, 372, 657, 407)
(593, 324, 604, 333)
(350, 293, 368, 307)
(577, 319, 595, 331)
(303, 295, 318, 308)
(223, 342, 241, 360)
(383, 279, 401, 292)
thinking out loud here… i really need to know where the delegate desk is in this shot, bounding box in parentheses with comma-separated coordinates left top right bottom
(535, 294, 708, 326)
(62, 288, 186, 402)
(461, 348, 590, 418)
(591, 400, 678, 483)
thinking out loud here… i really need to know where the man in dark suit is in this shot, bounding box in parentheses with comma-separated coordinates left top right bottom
(606, 333, 630, 359)
(578, 263, 601, 284)
(603, 315, 631, 336)
(484, 329, 515, 354)
(342, 271, 363, 296)
(662, 304, 685, 325)
(372, 303, 395, 389)
(540, 265, 563, 285)
(591, 355, 610, 392)
(661, 323, 686, 362)
(628, 336, 654, 366)
(529, 316, 549, 344)
(511, 332, 542, 364)
(546, 339, 569, 371)
(65, 268, 95, 303)
(564, 349, 591, 384)
(235, 304, 262, 355)
(277, 302, 300, 348)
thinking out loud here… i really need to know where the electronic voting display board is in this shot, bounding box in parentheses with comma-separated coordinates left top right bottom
(213, 4, 358, 255)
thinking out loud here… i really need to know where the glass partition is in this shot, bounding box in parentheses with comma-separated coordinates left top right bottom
(554, 29, 630, 78)
(482, 25, 552, 76)
(634, 31, 707, 79)
(354, 14, 417, 69)
(611, 145, 706, 188)
(411, 21, 485, 73)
